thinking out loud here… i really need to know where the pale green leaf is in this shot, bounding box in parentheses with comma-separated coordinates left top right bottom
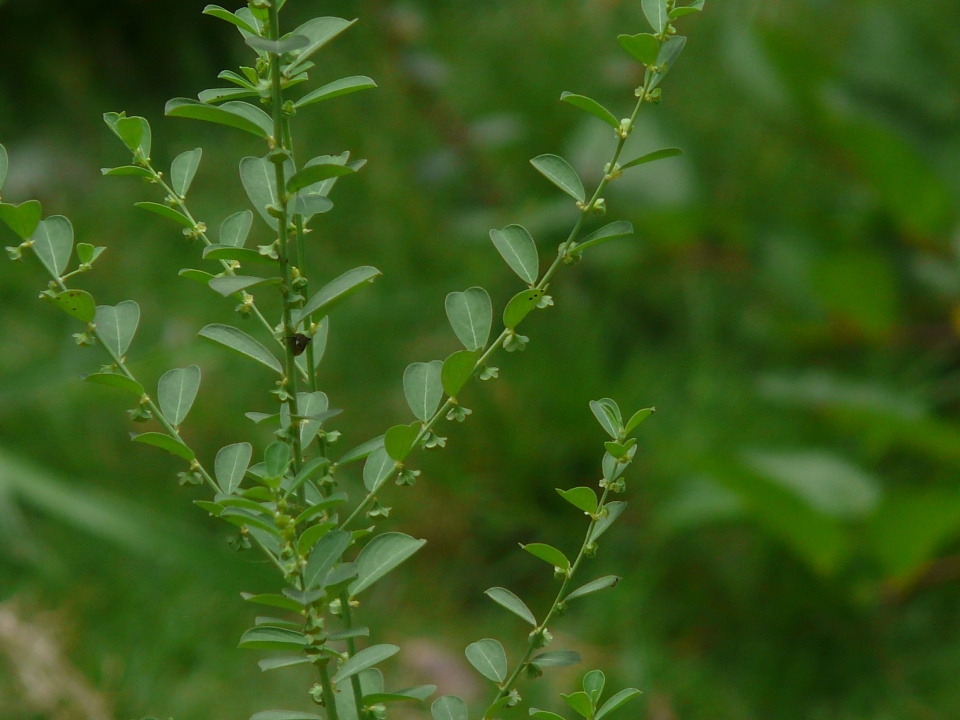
(95, 301, 140, 357)
(349, 532, 426, 596)
(560, 92, 619, 128)
(216, 442, 253, 494)
(296, 76, 378, 109)
(530, 154, 585, 202)
(158, 365, 201, 426)
(198, 323, 283, 374)
(332, 644, 399, 684)
(171, 148, 202, 197)
(298, 266, 382, 323)
(31, 216, 74, 277)
(403, 360, 444, 422)
(484, 587, 536, 626)
(465, 639, 508, 683)
(489, 225, 539, 284)
(445, 287, 493, 351)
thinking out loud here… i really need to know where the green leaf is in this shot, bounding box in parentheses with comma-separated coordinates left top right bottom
(404, 360, 444, 422)
(202, 245, 275, 265)
(484, 587, 536, 626)
(95, 301, 140, 357)
(158, 366, 201, 426)
(531, 650, 581, 668)
(298, 266, 382, 323)
(298, 390, 331, 447)
(0, 200, 42, 240)
(557, 487, 599, 514)
(642, 0, 669, 33)
(304, 530, 351, 589)
(589, 502, 627, 543)
(570, 221, 635, 256)
(287, 163, 355, 194)
(209, 275, 280, 297)
(194, 500, 224, 516)
(222, 507, 280, 538)
(135, 202, 192, 228)
(442, 349, 482, 397)
(171, 148, 202, 197)
(264, 441, 291, 481)
(250, 711, 322, 720)
(165, 98, 272, 139)
(602, 448, 634, 483)
(623, 408, 657, 435)
(648, 36, 687, 90)
(296, 76, 378, 109)
(114, 115, 151, 158)
(84, 372, 144, 396)
(31, 216, 73, 276)
(328, 625, 369, 642)
(340, 435, 385, 466)
(562, 692, 593, 719)
(49, 289, 96, 322)
(465, 639, 508, 683)
(445, 287, 493, 351)
(245, 34, 310, 55)
(560, 92, 619, 129)
(621, 148, 683, 171)
(76, 243, 105, 265)
(617, 33, 660, 65)
(362, 447, 395, 492)
(101, 165, 153, 178)
(530, 154, 585, 203)
(289, 16, 357, 68)
(595, 689, 642, 720)
(385, 422, 421, 462)
(503, 288, 544, 330)
(589, 398, 622, 439)
(132, 432, 195, 462)
(670, 0, 705, 20)
(432, 696, 468, 720)
(220, 210, 254, 247)
(258, 657, 313, 673)
(604, 439, 635, 460)
(239, 155, 282, 229)
(529, 710, 565, 720)
(349, 532, 426, 596)
(0, 144, 7, 191)
(293, 493, 343, 527)
(180, 269, 215, 286)
(241, 592, 302, 612)
(199, 87, 258, 104)
(297, 522, 335, 555)
(216, 442, 253, 494)
(332, 644, 400, 684)
(363, 686, 435, 705)
(489, 225, 539, 284)
(583, 670, 605, 706)
(198, 323, 283, 374)
(522, 543, 570, 571)
(202, 4, 258, 34)
(238, 627, 307, 651)
(565, 575, 621, 603)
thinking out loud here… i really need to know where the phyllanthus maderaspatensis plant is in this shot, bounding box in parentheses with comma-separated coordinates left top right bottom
(0, 0, 704, 719)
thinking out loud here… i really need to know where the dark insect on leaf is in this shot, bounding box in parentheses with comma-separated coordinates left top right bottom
(289, 333, 312, 356)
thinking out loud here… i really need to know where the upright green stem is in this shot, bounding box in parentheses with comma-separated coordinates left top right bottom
(341, 592, 367, 720)
(318, 660, 341, 720)
(341, 85, 651, 531)
(267, 1, 303, 475)
(491, 485, 613, 707)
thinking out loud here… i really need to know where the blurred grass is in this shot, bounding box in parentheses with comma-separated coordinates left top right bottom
(3, 0, 960, 718)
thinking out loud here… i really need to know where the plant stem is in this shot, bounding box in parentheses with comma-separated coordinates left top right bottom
(318, 660, 341, 720)
(267, 0, 303, 476)
(341, 85, 651, 531)
(341, 591, 367, 720)
(490, 485, 613, 708)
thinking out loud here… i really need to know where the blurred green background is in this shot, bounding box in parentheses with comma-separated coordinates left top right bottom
(3, 0, 960, 718)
